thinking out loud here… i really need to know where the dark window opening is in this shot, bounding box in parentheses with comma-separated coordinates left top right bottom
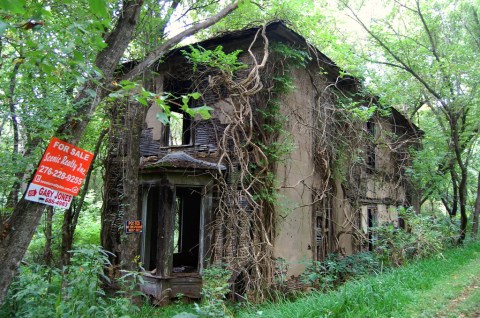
(315, 207, 332, 261)
(366, 148, 376, 173)
(142, 185, 203, 274)
(367, 206, 378, 251)
(366, 120, 375, 136)
(366, 120, 376, 173)
(172, 187, 202, 273)
(162, 77, 198, 147)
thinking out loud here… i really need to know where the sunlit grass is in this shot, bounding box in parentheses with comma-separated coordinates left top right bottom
(239, 241, 480, 318)
(137, 241, 480, 317)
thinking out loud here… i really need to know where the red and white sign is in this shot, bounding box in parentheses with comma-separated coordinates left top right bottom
(25, 183, 73, 209)
(31, 137, 94, 196)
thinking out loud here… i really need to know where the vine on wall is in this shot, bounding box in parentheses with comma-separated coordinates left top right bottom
(180, 24, 417, 300)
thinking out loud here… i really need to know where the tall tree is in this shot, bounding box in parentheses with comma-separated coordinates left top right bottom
(0, 0, 239, 305)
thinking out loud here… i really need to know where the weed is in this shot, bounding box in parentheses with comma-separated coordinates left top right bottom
(194, 262, 232, 317)
(373, 207, 458, 266)
(1, 245, 141, 318)
(300, 252, 380, 290)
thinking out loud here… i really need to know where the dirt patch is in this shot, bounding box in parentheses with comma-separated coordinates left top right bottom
(436, 276, 480, 318)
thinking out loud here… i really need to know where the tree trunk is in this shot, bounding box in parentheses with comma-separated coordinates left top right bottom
(101, 99, 146, 302)
(471, 171, 480, 240)
(43, 207, 54, 266)
(0, 201, 45, 304)
(458, 168, 468, 243)
(61, 204, 75, 267)
(61, 129, 107, 266)
(0, 0, 238, 304)
(5, 61, 22, 209)
(0, 1, 144, 305)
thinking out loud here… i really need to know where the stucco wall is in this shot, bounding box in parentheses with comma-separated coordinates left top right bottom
(274, 67, 317, 276)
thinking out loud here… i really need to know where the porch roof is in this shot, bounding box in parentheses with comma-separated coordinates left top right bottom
(144, 152, 226, 171)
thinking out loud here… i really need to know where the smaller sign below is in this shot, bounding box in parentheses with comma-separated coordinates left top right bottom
(125, 220, 143, 234)
(24, 183, 73, 209)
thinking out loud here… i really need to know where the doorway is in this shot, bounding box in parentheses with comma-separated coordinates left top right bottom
(141, 185, 203, 274)
(172, 187, 202, 273)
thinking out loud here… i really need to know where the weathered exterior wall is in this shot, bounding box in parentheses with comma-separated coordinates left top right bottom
(364, 117, 408, 204)
(273, 67, 317, 276)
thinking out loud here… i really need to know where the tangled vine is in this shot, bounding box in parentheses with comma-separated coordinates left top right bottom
(178, 24, 418, 300)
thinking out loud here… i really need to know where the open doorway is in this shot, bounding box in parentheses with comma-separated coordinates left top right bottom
(142, 185, 203, 274)
(172, 187, 202, 273)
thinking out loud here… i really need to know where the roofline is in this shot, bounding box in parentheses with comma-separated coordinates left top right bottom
(161, 20, 358, 87)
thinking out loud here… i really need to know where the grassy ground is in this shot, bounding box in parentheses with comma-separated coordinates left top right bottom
(145, 241, 480, 318)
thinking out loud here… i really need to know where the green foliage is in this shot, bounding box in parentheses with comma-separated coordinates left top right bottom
(271, 43, 311, 69)
(73, 193, 103, 247)
(300, 208, 458, 295)
(373, 207, 459, 266)
(239, 241, 480, 318)
(155, 92, 214, 124)
(300, 252, 380, 290)
(24, 191, 102, 265)
(108, 81, 214, 124)
(0, 0, 112, 210)
(194, 263, 232, 318)
(336, 95, 377, 122)
(182, 45, 247, 74)
(1, 245, 141, 317)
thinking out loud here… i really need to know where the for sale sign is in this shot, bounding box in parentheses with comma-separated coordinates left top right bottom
(31, 137, 94, 196)
(25, 183, 73, 209)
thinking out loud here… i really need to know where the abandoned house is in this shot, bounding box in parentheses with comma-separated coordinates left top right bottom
(101, 21, 421, 301)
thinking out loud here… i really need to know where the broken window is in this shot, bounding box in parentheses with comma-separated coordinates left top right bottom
(165, 109, 192, 146)
(313, 194, 333, 261)
(162, 76, 195, 147)
(141, 185, 203, 274)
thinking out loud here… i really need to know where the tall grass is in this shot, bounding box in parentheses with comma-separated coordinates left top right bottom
(239, 241, 480, 318)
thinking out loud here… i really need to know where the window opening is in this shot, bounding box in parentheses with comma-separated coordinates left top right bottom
(366, 120, 376, 173)
(314, 204, 332, 261)
(162, 76, 195, 147)
(165, 110, 191, 146)
(143, 186, 159, 271)
(367, 206, 378, 251)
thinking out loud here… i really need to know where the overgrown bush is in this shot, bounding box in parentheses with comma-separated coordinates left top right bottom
(0, 245, 141, 318)
(373, 208, 458, 266)
(194, 262, 232, 318)
(300, 252, 380, 290)
(300, 208, 458, 292)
